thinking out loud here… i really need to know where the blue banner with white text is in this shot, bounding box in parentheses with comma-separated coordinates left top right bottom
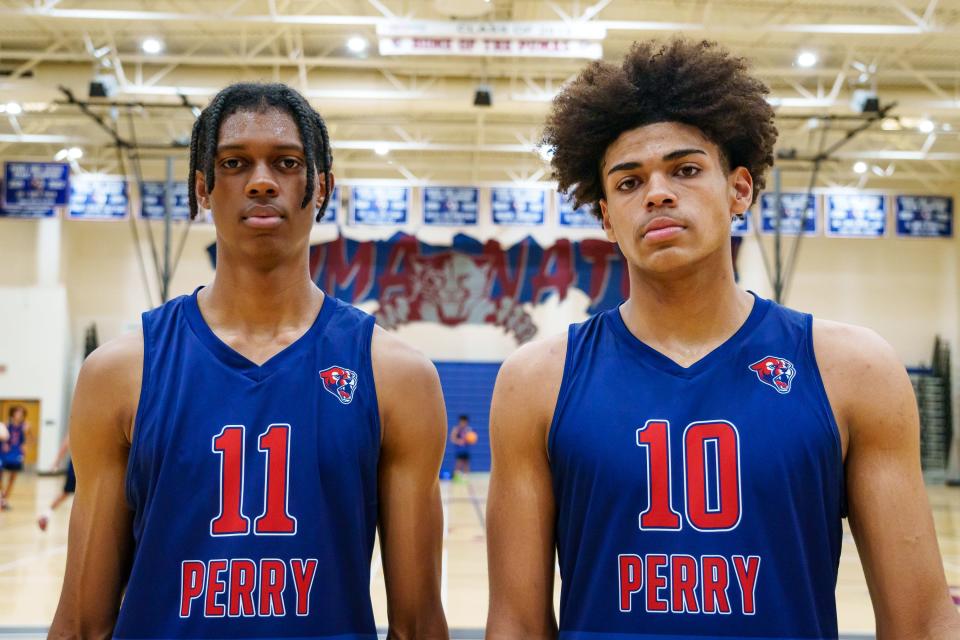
(3, 162, 69, 209)
(68, 175, 129, 220)
(349, 185, 409, 225)
(895, 195, 952, 238)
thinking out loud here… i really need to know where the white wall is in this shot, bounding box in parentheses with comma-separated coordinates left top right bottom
(739, 233, 958, 367)
(0, 286, 70, 470)
(0, 219, 39, 286)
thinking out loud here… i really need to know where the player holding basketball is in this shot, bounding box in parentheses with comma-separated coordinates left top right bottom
(486, 40, 960, 638)
(450, 414, 475, 478)
(50, 83, 449, 639)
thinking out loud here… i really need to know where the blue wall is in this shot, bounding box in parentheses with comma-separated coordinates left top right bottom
(434, 361, 502, 474)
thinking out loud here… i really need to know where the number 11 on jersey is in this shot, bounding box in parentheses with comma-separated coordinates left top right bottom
(211, 424, 298, 536)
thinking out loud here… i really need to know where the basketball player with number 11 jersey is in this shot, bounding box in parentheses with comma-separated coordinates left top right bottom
(51, 83, 449, 639)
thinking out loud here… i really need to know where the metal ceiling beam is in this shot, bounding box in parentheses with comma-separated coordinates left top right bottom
(3, 7, 960, 36)
(895, 60, 952, 101)
(832, 150, 960, 161)
(0, 7, 384, 26)
(887, 0, 925, 27)
(581, 0, 613, 21)
(4, 46, 960, 85)
(9, 40, 65, 79)
(597, 20, 947, 35)
(0, 133, 84, 142)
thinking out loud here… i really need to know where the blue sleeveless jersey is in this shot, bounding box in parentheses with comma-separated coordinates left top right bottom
(550, 294, 844, 639)
(116, 289, 380, 639)
(1, 420, 25, 464)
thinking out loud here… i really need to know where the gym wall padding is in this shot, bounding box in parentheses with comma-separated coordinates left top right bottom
(434, 361, 502, 474)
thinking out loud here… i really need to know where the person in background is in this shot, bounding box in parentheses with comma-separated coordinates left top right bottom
(38, 434, 74, 531)
(450, 414, 476, 480)
(0, 405, 29, 509)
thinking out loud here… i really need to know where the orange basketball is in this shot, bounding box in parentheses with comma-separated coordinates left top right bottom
(465, 430, 478, 445)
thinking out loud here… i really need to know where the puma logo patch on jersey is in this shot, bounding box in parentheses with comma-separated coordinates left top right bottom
(748, 356, 795, 394)
(319, 365, 358, 405)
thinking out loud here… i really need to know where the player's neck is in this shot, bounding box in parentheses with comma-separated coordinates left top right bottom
(202, 255, 322, 336)
(620, 260, 753, 362)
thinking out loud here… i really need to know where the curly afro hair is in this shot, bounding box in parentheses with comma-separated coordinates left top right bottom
(543, 39, 778, 218)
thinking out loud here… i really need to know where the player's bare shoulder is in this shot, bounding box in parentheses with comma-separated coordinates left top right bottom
(500, 331, 567, 402)
(73, 330, 144, 443)
(812, 318, 911, 444)
(812, 318, 903, 389)
(492, 331, 569, 447)
(370, 325, 439, 393)
(370, 325, 445, 442)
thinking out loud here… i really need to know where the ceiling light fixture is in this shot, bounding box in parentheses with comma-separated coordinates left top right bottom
(373, 143, 390, 156)
(918, 119, 935, 133)
(5, 102, 22, 115)
(853, 161, 867, 174)
(347, 36, 368, 54)
(141, 37, 164, 54)
(796, 51, 818, 68)
(55, 147, 83, 161)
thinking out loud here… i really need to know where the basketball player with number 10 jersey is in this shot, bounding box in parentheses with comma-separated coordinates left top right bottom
(486, 40, 960, 639)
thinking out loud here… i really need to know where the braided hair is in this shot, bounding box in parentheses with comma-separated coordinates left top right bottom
(188, 83, 334, 222)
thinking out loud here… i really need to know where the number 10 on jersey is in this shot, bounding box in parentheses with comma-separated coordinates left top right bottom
(637, 419, 742, 532)
(210, 424, 298, 536)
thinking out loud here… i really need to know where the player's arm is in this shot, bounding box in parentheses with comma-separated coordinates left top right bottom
(49, 332, 143, 639)
(486, 334, 566, 640)
(372, 328, 449, 639)
(815, 321, 960, 639)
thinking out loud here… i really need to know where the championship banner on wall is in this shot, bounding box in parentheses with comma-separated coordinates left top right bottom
(895, 195, 952, 238)
(2, 162, 69, 207)
(140, 181, 190, 220)
(422, 186, 479, 226)
(491, 187, 546, 225)
(0, 162, 69, 218)
(760, 193, 818, 235)
(557, 193, 601, 228)
(826, 193, 887, 237)
(210, 233, 629, 343)
(349, 185, 409, 226)
(68, 175, 129, 220)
